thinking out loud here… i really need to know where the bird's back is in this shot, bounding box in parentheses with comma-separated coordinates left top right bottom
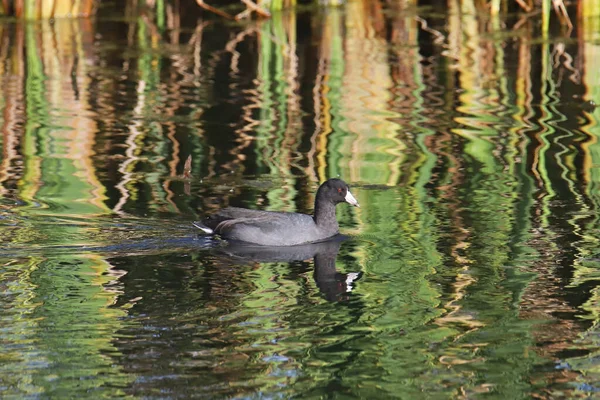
(203, 207, 337, 246)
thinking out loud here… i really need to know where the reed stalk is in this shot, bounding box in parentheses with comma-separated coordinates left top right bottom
(24, 0, 38, 19)
(489, 0, 501, 16)
(73, 0, 81, 15)
(6, 0, 93, 19)
(80, 0, 94, 16)
(541, 0, 550, 37)
(156, 0, 165, 31)
(53, 0, 73, 18)
(262, 0, 296, 12)
(41, 0, 55, 18)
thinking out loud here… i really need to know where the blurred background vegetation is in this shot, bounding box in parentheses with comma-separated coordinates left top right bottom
(0, 0, 578, 30)
(2, 0, 600, 397)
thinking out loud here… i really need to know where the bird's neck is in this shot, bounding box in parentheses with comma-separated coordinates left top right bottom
(314, 200, 339, 232)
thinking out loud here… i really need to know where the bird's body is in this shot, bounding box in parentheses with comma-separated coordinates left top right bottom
(193, 178, 359, 246)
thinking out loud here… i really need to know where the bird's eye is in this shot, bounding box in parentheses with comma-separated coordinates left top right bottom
(338, 188, 342, 193)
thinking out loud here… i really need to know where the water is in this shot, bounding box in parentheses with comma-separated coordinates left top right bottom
(1, 1, 600, 398)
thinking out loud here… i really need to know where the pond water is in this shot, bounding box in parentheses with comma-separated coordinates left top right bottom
(1, 1, 600, 398)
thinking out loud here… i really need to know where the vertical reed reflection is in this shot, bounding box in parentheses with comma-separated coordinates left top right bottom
(0, 20, 132, 398)
(0, 1, 600, 398)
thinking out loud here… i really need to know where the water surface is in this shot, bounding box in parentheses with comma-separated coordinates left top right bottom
(1, 1, 600, 398)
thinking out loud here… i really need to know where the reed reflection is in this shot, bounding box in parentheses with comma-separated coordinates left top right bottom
(1, 1, 600, 398)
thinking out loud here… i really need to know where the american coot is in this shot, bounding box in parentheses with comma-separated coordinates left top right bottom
(193, 178, 359, 246)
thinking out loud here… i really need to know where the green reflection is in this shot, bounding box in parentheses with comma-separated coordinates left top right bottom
(0, 255, 131, 398)
(0, 3, 600, 399)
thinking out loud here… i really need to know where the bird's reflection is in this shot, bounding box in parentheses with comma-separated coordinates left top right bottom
(213, 235, 361, 302)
